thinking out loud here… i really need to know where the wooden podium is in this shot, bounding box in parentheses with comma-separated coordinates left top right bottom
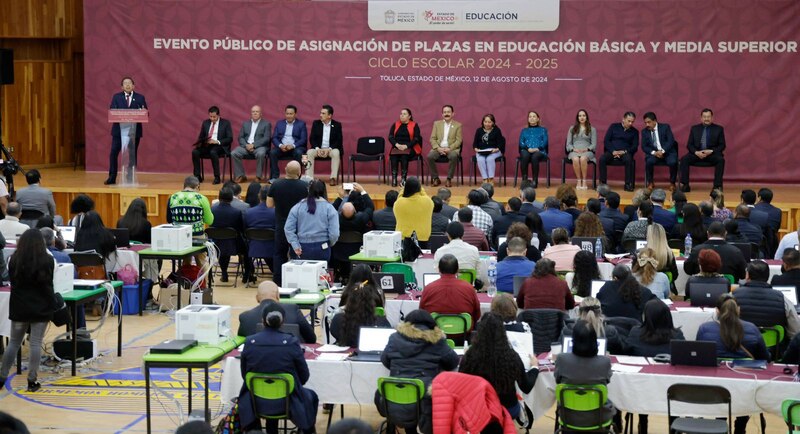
(109, 109, 149, 185)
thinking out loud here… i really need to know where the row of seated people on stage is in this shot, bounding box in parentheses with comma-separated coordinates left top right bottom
(190, 103, 726, 191)
(233, 252, 798, 434)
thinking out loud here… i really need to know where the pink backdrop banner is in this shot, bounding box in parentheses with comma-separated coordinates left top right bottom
(84, 0, 800, 183)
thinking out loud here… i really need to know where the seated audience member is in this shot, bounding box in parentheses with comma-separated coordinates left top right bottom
(649, 189, 677, 233)
(433, 221, 479, 272)
(244, 185, 276, 271)
(622, 200, 653, 244)
(15, 169, 57, 221)
(453, 189, 494, 240)
(375, 309, 458, 434)
(732, 204, 763, 246)
(372, 190, 398, 231)
(460, 313, 538, 419)
(229, 181, 250, 213)
(330, 278, 391, 347)
(0, 202, 30, 240)
(709, 188, 733, 221)
(454, 207, 489, 251)
(116, 198, 152, 244)
(492, 197, 527, 245)
(35, 215, 67, 250)
(491, 292, 531, 334)
(596, 265, 656, 320)
(419, 254, 482, 327)
(570, 250, 601, 297)
(339, 264, 385, 308)
(631, 248, 670, 299)
(237, 281, 315, 343)
(623, 188, 650, 224)
(645, 224, 679, 293)
(598, 191, 629, 245)
(518, 184, 543, 215)
(755, 188, 781, 232)
(683, 221, 747, 281)
(496, 237, 536, 293)
(496, 222, 541, 262)
(167, 176, 214, 239)
(772, 248, 800, 302)
(525, 212, 550, 249)
(41, 227, 71, 264)
(724, 219, 749, 244)
(436, 187, 459, 219)
(479, 183, 503, 220)
(74, 211, 116, 261)
(698, 201, 716, 228)
(775, 230, 800, 261)
(624, 299, 684, 356)
(573, 211, 610, 252)
(540, 196, 574, 235)
(671, 202, 707, 245)
(516, 258, 574, 311)
(741, 189, 769, 231)
(670, 190, 687, 222)
(585, 198, 602, 216)
(685, 249, 730, 300)
(211, 186, 253, 284)
(734, 260, 799, 338)
(560, 297, 623, 355)
(430, 196, 450, 234)
(244, 181, 262, 208)
(782, 333, 800, 364)
(542, 228, 581, 272)
(238, 303, 318, 434)
(554, 320, 616, 424)
(68, 193, 95, 229)
(697, 293, 770, 359)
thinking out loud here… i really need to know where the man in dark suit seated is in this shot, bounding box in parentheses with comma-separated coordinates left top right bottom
(191, 106, 233, 185)
(431, 196, 450, 234)
(641, 112, 678, 191)
(237, 281, 316, 343)
(244, 185, 276, 272)
(269, 105, 308, 182)
(649, 188, 677, 234)
(598, 191, 628, 252)
(741, 189, 769, 231)
(436, 187, 459, 219)
(211, 186, 253, 284)
(698, 201, 716, 227)
(492, 197, 527, 245)
(599, 111, 638, 192)
(755, 188, 782, 233)
(733, 204, 764, 247)
(371, 190, 398, 231)
(772, 249, 800, 304)
(679, 108, 726, 192)
(683, 222, 747, 281)
(734, 260, 800, 339)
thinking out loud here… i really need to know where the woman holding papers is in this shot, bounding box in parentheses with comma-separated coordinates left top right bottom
(472, 114, 506, 185)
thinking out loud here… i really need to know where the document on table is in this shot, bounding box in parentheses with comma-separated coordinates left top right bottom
(614, 356, 650, 365)
(316, 344, 351, 352)
(660, 298, 673, 305)
(316, 353, 350, 361)
(293, 293, 322, 300)
(675, 307, 705, 312)
(612, 363, 643, 373)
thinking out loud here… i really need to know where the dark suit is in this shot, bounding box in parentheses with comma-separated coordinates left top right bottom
(108, 91, 147, 181)
(192, 118, 233, 180)
(680, 123, 726, 188)
(309, 119, 343, 152)
(371, 207, 396, 231)
(652, 204, 677, 233)
(244, 204, 276, 269)
(683, 238, 747, 281)
(492, 211, 527, 244)
(237, 300, 316, 343)
(211, 202, 253, 280)
(755, 202, 782, 232)
(519, 202, 542, 216)
(233, 119, 272, 179)
(599, 123, 638, 187)
(641, 123, 678, 184)
(270, 119, 308, 179)
(747, 206, 770, 231)
(735, 217, 763, 246)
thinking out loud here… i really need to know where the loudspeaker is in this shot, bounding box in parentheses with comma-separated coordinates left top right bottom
(0, 49, 14, 85)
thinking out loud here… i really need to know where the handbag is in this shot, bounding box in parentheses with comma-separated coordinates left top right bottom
(215, 398, 243, 434)
(52, 293, 71, 327)
(116, 264, 138, 285)
(401, 231, 422, 262)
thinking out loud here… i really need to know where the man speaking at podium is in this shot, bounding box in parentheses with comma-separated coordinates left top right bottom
(106, 76, 147, 185)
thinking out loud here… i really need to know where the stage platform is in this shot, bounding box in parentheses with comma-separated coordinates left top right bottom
(28, 167, 800, 237)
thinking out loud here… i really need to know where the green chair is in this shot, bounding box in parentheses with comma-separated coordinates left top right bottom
(664, 271, 674, 283)
(377, 377, 426, 434)
(431, 312, 472, 340)
(557, 271, 569, 281)
(245, 372, 295, 432)
(723, 274, 735, 284)
(446, 339, 455, 349)
(554, 384, 613, 433)
(375, 307, 386, 317)
(457, 268, 477, 284)
(760, 325, 785, 360)
(382, 263, 417, 286)
(667, 383, 730, 434)
(783, 399, 800, 434)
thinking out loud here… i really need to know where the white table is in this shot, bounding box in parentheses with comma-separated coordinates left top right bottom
(411, 252, 495, 287)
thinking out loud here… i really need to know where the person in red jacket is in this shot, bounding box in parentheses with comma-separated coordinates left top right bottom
(516, 258, 575, 310)
(419, 254, 481, 328)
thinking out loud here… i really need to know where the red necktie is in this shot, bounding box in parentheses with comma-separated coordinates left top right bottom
(208, 121, 216, 139)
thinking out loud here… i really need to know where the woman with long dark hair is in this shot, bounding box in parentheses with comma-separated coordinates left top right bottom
(525, 212, 551, 249)
(473, 114, 506, 185)
(566, 109, 597, 190)
(394, 177, 434, 243)
(0, 229, 57, 392)
(671, 202, 706, 244)
(244, 181, 262, 208)
(339, 264, 385, 307)
(570, 250, 601, 297)
(74, 211, 116, 260)
(460, 313, 538, 419)
(596, 265, 656, 319)
(625, 299, 684, 356)
(330, 279, 391, 347)
(388, 108, 422, 187)
(284, 179, 339, 261)
(117, 198, 152, 243)
(518, 111, 548, 188)
(517, 258, 575, 310)
(496, 222, 541, 262)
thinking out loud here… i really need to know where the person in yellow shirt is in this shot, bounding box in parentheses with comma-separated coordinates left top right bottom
(393, 176, 434, 243)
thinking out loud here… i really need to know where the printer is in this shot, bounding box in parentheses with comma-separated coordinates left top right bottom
(175, 304, 232, 345)
(282, 260, 327, 292)
(151, 224, 193, 252)
(53, 263, 75, 294)
(363, 230, 402, 258)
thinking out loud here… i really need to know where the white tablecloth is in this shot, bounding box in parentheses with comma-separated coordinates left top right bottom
(411, 253, 495, 286)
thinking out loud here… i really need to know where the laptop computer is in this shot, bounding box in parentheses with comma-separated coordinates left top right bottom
(150, 339, 198, 354)
(422, 273, 441, 290)
(670, 340, 718, 367)
(57, 226, 76, 243)
(110, 228, 131, 248)
(513, 275, 527, 297)
(591, 280, 607, 298)
(497, 236, 507, 247)
(349, 327, 396, 362)
(373, 272, 405, 294)
(562, 337, 607, 355)
(774, 285, 798, 306)
(635, 240, 648, 250)
(689, 283, 729, 307)
(572, 237, 599, 254)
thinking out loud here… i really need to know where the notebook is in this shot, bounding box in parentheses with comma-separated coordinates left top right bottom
(670, 340, 718, 367)
(562, 337, 607, 355)
(349, 327, 396, 362)
(373, 272, 405, 294)
(150, 339, 198, 354)
(422, 273, 441, 290)
(689, 283, 729, 307)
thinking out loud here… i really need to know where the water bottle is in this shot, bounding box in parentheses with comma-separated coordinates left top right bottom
(595, 237, 603, 260)
(487, 258, 497, 297)
(684, 233, 693, 257)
